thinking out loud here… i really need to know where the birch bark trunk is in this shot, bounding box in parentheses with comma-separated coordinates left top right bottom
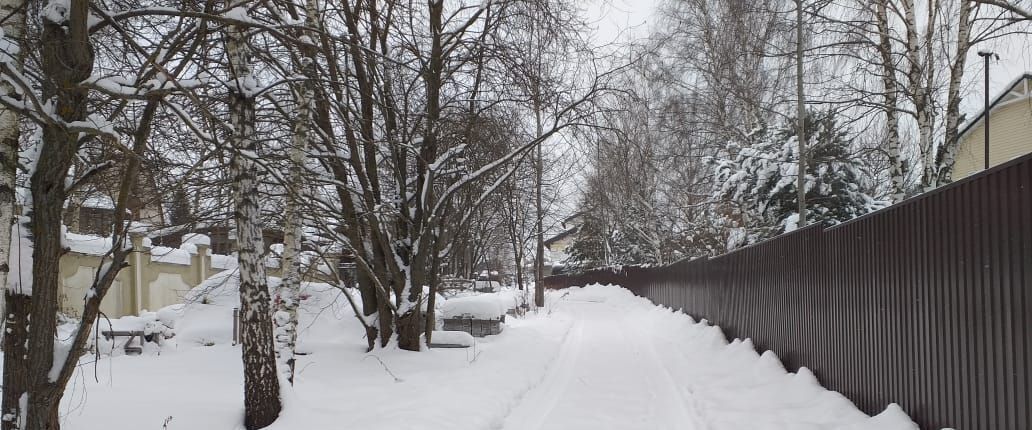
(275, 0, 319, 385)
(936, 0, 973, 185)
(875, 0, 907, 202)
(227, 5, 282, 428)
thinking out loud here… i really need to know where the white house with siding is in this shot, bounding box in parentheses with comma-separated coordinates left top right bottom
(952, 73, 1032, 180)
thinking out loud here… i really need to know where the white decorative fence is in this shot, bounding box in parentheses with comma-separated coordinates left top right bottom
(56, 233, 237, 318)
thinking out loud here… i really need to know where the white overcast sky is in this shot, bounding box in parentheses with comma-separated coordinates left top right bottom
(583, 0, 659, 47)
(581, 0, 1032, 117)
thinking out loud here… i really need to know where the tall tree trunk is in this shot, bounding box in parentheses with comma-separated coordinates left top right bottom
(875, 0, 907, 203)
(533, 108, 545, 308)
(0, 0, 27, 425)
(902, 0, 938, 192)
(227, 8, 282, 429)
(919, 0, 938, 190)
(395, 0, 444, 352)
(23, 0, 94, 427)
(795, 0, 807, 226)
(1, 293, 28, 430)
(275, 0, 319, 385)
(936, 0, 972, 185)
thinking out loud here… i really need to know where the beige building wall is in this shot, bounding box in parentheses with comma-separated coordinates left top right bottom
(953, 86, 1032, 180)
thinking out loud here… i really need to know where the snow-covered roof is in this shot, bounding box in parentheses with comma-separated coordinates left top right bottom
(544, 226, 578, 247)
(82, 194, 115, 210)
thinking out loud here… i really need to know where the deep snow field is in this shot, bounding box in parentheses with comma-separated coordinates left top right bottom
(34, 275, 921, 430)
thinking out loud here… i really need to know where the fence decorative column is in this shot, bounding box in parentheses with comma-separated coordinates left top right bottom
(129, 232, 150, 314)
(193, 241, 211, 284)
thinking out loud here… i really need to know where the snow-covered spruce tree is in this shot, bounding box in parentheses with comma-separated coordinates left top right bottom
(711, 110, 886, 250)
(225, 3, 282, 428)
(564, 186, 658, 270)
(564, 210, 606, 271)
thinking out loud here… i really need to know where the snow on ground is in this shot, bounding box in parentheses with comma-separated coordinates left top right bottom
(38, 282, 919, 430)
(502, 285, 919, 430)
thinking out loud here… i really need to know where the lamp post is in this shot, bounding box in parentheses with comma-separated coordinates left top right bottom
(977, 50, 997, 170)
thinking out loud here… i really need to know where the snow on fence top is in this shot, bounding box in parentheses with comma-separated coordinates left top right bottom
(440, 295, 506, 319)
(149, 246, 193, 265)
(65, 232, 115, 256)
(181, 233, 212, 247)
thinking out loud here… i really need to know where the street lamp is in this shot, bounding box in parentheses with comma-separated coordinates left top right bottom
(977, 50, 998, 170)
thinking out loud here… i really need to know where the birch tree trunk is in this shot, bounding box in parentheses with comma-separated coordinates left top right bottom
(875, 0, 907, 203)
(275, 0, 319, 384)
(936, 0, 973, 185)
(901, 0, 939, 192)
(0, 0, 27, 425)
(918, 1, 939, 191)
(227, 6, 282, 428)
(795, 0, 807, 225)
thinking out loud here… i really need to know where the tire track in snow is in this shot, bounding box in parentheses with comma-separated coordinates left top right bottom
(498, 318, 585, 430)
(500, 298, 705, 430)
(625, 313, 709, 430)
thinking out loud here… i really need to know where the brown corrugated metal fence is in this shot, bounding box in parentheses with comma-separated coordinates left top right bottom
(543, 152, 1032, 430)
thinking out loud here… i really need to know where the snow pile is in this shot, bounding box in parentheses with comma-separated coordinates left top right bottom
(171, 269, 247, 346)
(440, 295, 506, 319)
(429, 330, 474, 347)
(177, 233, 211, 255)
(210, 253, 237, 270)
(93, 311, 176, 356)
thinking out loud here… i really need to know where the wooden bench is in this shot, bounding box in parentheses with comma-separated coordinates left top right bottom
(101, 330, 146, 355)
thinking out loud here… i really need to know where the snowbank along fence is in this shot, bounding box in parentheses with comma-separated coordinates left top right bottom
(544, 152, 1032, 430)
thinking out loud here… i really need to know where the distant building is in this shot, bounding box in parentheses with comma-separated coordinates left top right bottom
(952, 73, 1032, 180)
(542, 212, 586, 275)
(543, 212, 585, 255)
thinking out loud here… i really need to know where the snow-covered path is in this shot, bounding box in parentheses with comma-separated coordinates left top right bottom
(501, 286, 919, 430)
(501, 294, 704, 430)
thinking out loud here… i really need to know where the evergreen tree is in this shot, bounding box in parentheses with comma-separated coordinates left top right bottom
(712, 110, 886, 250)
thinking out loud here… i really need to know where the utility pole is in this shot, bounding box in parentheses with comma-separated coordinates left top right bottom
(795, 0, 807, 226)
(532, 0, 546, 308)
(977, 50, 996, 170)
(534, 110, 544, 307)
